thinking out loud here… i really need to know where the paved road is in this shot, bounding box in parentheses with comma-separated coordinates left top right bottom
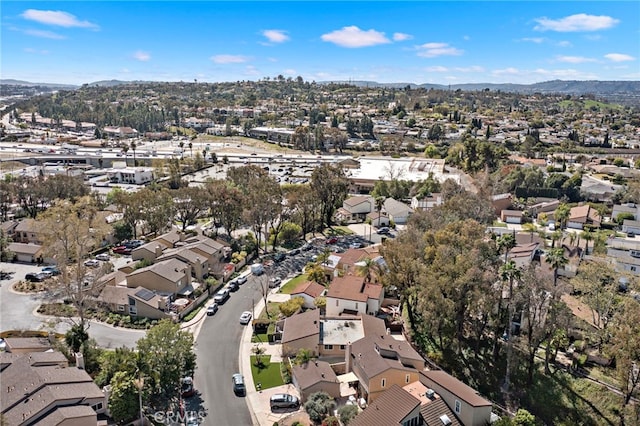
(0, 261, 144, 348)
(189, 277, 263, 426)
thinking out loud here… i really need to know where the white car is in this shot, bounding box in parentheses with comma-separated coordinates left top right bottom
(95, 253, 110, 261)
(84, 259, 100, 267)
(239, 311, 252, 325)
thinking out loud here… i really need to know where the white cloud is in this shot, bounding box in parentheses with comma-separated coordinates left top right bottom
(417, 42, 463, 58)
(132, 51, 151, 62)
(556, 40, 572, 47)
(534, 14, 619, 32)
(321, 26, 390, 48)
(393, 32, 412, 41)
(244, 65, 260, 76)
(24, 29, 65, 39)
(21, 9, 98, 29)
(555, 55, 596, 63)
(283, 69, 297, 75)
(492, 67, 521, 76)
(211, 55, 249, 64)
(24, 48, 49, 55)
(262, 29, 289, 43)
(521, 37, 545, 43)
(533, 68, 598, 79)
(454, 66, 485, 72)
(604, 53, 635, 62)
(425, 66, 448, 72)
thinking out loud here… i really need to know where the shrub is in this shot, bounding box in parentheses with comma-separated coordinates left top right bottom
(338, 405, 359, 425)
(304, 391, 335, 423)
(322, 416, 339, 426)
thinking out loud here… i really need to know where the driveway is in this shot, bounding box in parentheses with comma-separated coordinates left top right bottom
(0, 261, 144, 348)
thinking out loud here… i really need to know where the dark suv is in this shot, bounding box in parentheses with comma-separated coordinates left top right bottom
(270, 393, 300, 410)
(232, 373, 246, 396)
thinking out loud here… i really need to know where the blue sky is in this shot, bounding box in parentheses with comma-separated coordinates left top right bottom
(2, 1, 639, 85)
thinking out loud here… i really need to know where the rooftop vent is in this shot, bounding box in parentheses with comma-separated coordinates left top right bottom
(439, 414, 452, 425)
(426, 389, 436, 400)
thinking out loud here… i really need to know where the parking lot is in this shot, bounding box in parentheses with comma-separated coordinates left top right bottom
(261, 233, 373, 282)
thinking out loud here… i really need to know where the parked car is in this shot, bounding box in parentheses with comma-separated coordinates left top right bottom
(239, 311, 252, 325)
(41, 266, 60, 276)
(349, 242, 365, 249)
(268, 277, 282, 288)
(25, 272, 47, 282)
(274, 252, 286, 262)
(213, 289, 230, 305)
(95, 253, 110, 261)
(181, 376, 195, 397)
(84, 259, 100, 268)
(270, 393, 300, 410)
(232, 373, 246, 396)
(206, 303, 219, 316)
(236, 275, 248, 285)
(376, 226, 390, 235)
(228, 280, 239, 292)
(289, 248, 300, 256)
(326, 237, 338, 244)
(112, 245, 132, 255)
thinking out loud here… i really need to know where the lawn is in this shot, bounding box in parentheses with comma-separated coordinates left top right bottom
(258, 302, 282, 320)
(327, 226, 354, 236)
(250, 355, 284, 390)
(251, 331, 269, 343)
(279, 274, 308, 294)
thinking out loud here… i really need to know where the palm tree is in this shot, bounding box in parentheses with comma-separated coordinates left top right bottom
(130, 141, 136, 167)
(582, 230, 594, 255)
(357, 257, 384, 283)
(496, 232, 516, 262)
(374, 196, 385, 227)
(554, 203, 571, 230)
(188, 141, 193, 158)
(522, 223, 537, 243)
(545, 247, 568, 288)
(550, 229, 563, 248)
(499, 260, 521, 397)
(121, 145, 129, 166)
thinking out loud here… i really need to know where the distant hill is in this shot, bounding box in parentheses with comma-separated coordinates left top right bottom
(0, 79, 78, 89)
(87, 79, 153, 87)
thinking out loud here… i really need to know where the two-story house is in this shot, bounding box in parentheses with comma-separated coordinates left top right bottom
(347, 333, 426, 402)
(126, 258, 192, 297)
(351, 384, 423, 426)
(335, 195, 375, 223)
(325, 275, 384, 316)
(410, 193, 443, 212)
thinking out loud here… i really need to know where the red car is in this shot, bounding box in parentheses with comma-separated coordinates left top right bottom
(112, 246, 132, 255)
(326, 237, 338, 244)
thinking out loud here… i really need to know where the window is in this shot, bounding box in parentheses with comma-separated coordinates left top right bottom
(405, 374, 410, 383)
(632, 266, 637, 272)
(454, 400, 461, 414)
(118, 305, 125, 312)
(340, 345, 346, 350)
(381, 378, 386, 388)
(336, 299, 339, 306)
(324, 344, 333, 350)
(129, 305, 137, 315)
(92, 402, 103, 411)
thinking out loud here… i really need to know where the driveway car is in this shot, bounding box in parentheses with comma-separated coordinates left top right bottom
(95, 253, 110, 261)
(84, 259, 100, 268)
(376, 226, 390, 235)
(270, 393, 300, 410)
(41, 266, 60, 276)
(206, 303, 218, 316)
(232, 373, 246, 396)
(239, 311, 252, 325)
(25, 272, 47, 282)
(213, 289, 230, 304)
(236, 275, 248, 285)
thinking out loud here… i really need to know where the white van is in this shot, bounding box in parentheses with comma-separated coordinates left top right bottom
(250, 263, 264, 276)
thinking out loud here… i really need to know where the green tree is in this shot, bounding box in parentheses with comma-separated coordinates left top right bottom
(65, 323, 89, 353)
(172, 186, 207, 232)
(310, 164, 349, 228)
(279, 297, 305, 317)
(545, 248, 568, 288)
(304, 391, 336, 424)
(499, 260, 521, 396)
(554, 203, 571, 230)
(136, 319, 196, 406)
(108, 371, 140, 423)
(338, 404, 359, 425)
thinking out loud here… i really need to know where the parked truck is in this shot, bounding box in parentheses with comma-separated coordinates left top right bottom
(250, 263, 264, 276)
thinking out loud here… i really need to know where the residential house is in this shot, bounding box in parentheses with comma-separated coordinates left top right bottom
(132, 242, 165, 262)
(419, 371, 492, 426)
(567, 205, 601, 230)
(98, 285, 133, 315)
(6, 242, 43, 263)
(154, 229, 185, 249)
(281, 309, 321, 357)
(157, 247, 209, 280)
(292, 360, 341, 402)
(606, 237, 640, 275)
(404, 381, 462, 426)
(580, 175, 621, 202)
(350, 384, 422, 426)
(13, 219, 43, 244)
(500, 210, 523, 224)
(491, 193, 512, 216)
(383, 198, 414, 225)
(529, 199, 560, 217)
(2, 337, 52, 354)
(325, 275, 384, 316)
(0, 350, 107, 425)
(411, 193, 443, 211)
(336, 196, 374, 223)
(507, 242, 539, 268)
(368, 211, 390, 227)
(290, 281, 326, 309)
(612, 203, 638, 222)
(103, 126, 138, 138)
(127, 286, 171, 319)
(126, 258, 192, 297)
(622, 219, 640, 236)
(348, 333, 426, 402)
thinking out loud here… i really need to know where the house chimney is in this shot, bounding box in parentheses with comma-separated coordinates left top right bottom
(386, 328, 391, 335)
(345, 341, 352, 372)
(75, 352, 85, 370)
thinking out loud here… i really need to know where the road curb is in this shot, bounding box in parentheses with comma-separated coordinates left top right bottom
(240, 297, 266, 426)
